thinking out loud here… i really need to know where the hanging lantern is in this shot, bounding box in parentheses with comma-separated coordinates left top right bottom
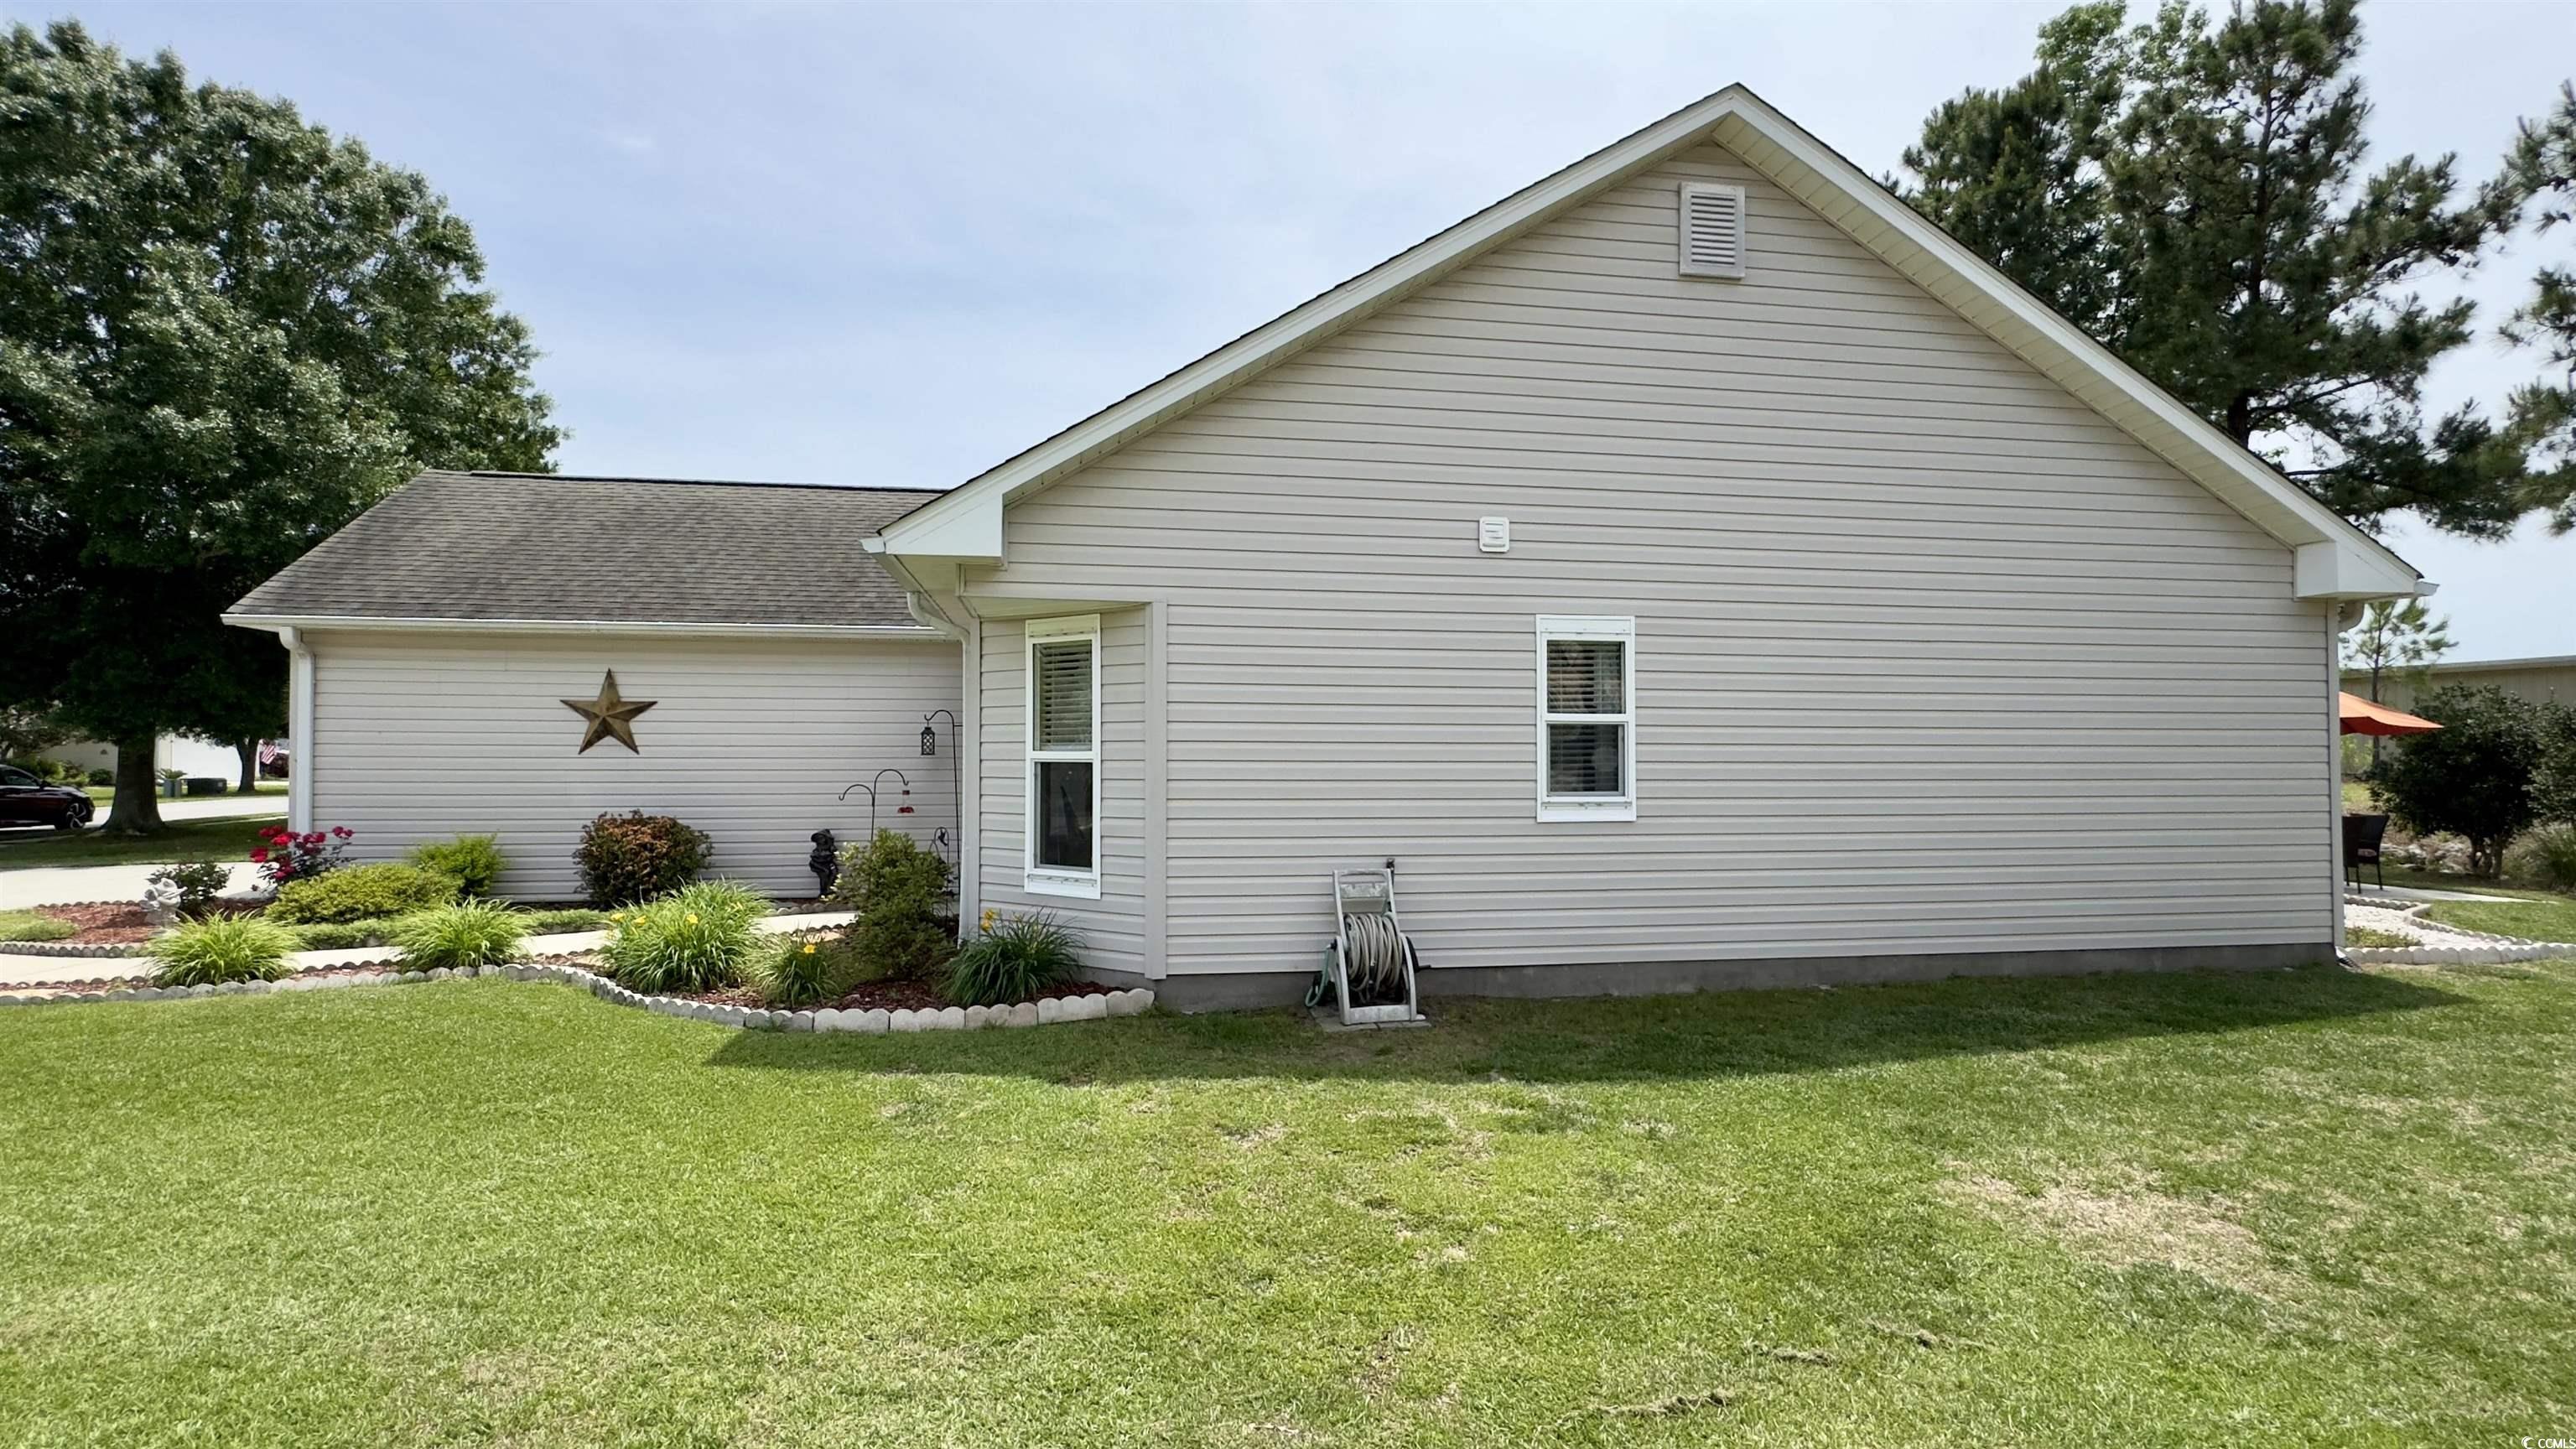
(919, 725, 937, 756)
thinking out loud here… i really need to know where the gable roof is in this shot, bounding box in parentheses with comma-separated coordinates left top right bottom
(228, 470, 944, 634)
(870, 85, 2423, 602)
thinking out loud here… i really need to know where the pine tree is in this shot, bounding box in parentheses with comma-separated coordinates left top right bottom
(2493, 82, 2576, 532)
(1902, 0, 2524, 536)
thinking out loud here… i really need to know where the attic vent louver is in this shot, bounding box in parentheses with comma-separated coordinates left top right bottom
(1677, 182, 1747, 279)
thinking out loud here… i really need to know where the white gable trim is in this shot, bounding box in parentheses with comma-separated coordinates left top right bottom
(875, 86, 2422, 602)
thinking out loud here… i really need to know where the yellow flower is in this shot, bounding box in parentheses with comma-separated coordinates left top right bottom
(802, 943, 817, 955)
(979, 907, 998, 932)
(686, 911, 700, 924)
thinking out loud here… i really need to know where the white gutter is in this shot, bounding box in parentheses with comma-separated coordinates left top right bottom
(221, 613, 942, 641)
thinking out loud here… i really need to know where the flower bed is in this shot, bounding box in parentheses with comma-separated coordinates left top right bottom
(0, 954, 1157, 1031)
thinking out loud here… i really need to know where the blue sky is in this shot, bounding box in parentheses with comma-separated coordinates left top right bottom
(14, 0, 2573, 660)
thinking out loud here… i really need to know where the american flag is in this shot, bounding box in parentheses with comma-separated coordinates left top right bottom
(257, 740, 283, 766)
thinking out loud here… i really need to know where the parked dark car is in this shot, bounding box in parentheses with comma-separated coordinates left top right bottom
(0, 766, 92, 830)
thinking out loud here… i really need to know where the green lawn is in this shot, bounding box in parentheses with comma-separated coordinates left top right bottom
(2371, 865, 2573, 901)
(4, 962, 2573, 1445)
(81, 782, 288, 803)
(0, 813, 282, 869)
(0, 908, 75, 943)
(2423, 895, 2576, 943)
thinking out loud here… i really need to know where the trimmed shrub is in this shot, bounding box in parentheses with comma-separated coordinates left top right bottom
(151, 917, 296, 986)
(749, 933, 859, 1009)
(519, 907, 611, 934)
(2378, 686, 2544, 877)
(943, 911, 1084, 1006)
(282, 921, 385, 951)
(597, 880, 768, 994)
(577, 812, 712, 907)
(392, 901, 527, 971)
(268, 862, 460, 924)
(146, 861, 230, 917)
(409, 834, 506, 899)
(835, 829, 954, 981)
(84, 768, 112, 787)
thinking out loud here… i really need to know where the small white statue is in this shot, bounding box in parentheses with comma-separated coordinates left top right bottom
(140, 878, 186, 928)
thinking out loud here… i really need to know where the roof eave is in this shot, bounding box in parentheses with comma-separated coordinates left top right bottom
(221, 612, 943, 641)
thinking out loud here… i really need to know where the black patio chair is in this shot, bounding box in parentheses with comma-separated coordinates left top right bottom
(2344, 813, 2388, 890)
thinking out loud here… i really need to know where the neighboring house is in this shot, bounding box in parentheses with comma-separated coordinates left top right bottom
(48, 734, 262, 783)
(231, 86, 2426, 1006)
(2340, 654, 2576, 714)
(226, 476, 957, 899)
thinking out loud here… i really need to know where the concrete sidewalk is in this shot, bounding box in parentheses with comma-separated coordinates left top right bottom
(0, 861, 267, 911)
(0, 909, 855, 990)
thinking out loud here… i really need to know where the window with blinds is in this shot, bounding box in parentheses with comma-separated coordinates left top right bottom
(1536, 616, 1636, 822)
(1025, 617, 1100, 894)
(1032, 641, 1093, 750)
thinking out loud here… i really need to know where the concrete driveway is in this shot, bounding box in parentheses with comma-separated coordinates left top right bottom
(0, 860, 267, 911)
(0, 790, 284, 847)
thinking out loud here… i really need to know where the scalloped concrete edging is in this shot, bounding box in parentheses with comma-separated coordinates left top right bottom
(494, 961, 1155, 1031)
(0, 956, 1157, 1030)
(2342, 894, 2564, 965)
(0, 939, 153, 958)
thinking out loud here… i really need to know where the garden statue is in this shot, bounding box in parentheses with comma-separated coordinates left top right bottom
(139, 877, 185, 928)
(808, 828, 839, 896)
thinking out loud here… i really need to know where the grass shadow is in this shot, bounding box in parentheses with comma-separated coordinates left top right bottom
(699, 961, 2476, 1087)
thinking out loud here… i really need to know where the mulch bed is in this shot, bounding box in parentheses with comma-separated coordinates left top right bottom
(33, 897, 264, 947)
(33, 903, 160, 945)
(527, 951, 1118, 1013)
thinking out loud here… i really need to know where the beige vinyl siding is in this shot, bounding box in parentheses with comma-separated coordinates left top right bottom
(306, 631, 959, 900)
(975, 613, 1149, 975)
(964, 140, 2335, 979)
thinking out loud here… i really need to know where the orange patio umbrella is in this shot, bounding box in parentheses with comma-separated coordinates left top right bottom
(2339, 692, 2441, 737)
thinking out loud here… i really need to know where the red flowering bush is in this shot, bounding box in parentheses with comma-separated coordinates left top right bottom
(576, 811, 712, 906)
(251, 823, 354, 886)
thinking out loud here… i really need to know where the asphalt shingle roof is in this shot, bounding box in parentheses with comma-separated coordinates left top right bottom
(229, 471, 943, 630)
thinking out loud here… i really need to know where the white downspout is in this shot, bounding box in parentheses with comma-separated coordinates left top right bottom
(2329, 601, 2364, 958)
(282, 626, 315, 835)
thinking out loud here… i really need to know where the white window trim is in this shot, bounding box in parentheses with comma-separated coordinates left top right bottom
(1535, 615, 1637, 823)
(1024, 614, 1102, 899)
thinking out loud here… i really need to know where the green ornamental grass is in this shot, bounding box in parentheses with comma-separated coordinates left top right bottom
(391, 900, 528, 972)
(749, 933, 856, 1009)
(943, 911, 1085, 1006)
(597, 880, 768, 994)
(148, 916, 296, 986)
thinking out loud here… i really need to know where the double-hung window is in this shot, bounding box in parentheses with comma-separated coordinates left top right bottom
(1536, 615, 1636, 822)
(1025, 615, 1101, 898)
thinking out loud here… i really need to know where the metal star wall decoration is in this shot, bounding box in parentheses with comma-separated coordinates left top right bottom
(562, 670, 657, 754)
